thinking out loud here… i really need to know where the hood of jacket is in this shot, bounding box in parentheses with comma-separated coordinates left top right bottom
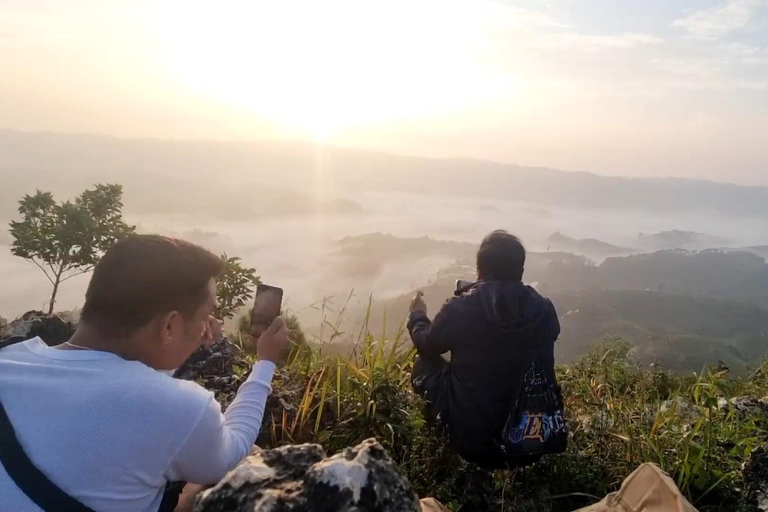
(469, 281, 559, 343)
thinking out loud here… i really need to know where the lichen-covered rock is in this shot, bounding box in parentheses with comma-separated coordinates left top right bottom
(194, 438, 421, 512)
(740, 446, 768, 511)
(660, 396, 701, 424)
(720, 397, 768, 419)
(1, 310, 75, 346)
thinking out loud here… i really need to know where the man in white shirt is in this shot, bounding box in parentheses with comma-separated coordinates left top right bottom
(0, 235, 289, 512)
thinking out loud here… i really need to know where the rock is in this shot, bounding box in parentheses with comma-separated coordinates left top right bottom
(660, 396, 701, 424)
(740, 446, 768, 511)
(1, 310, 75, 346)
(720, 397, 768, 419)
(194, 438, 421, 512)
(174, 338, 239, 381)
(573, 410, 613, 433)
(173, 338, 247, 409)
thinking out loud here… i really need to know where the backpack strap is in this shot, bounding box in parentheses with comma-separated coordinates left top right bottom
(0, 336, 28, 349)
(0, 337, 97, 512)
(0, 401, 97, 512)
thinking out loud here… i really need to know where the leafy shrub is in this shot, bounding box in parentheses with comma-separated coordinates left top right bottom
(215, 255, 260, 319)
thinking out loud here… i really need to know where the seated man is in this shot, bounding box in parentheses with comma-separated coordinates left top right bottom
(0, 235, 289, 511)
(408, 230, 561, 469)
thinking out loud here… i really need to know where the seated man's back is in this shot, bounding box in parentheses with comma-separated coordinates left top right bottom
(408, 231, 560, 469)
(0, 337, 213, 511)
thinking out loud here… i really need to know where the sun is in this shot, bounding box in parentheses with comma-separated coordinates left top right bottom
(150, 0, 507, 141)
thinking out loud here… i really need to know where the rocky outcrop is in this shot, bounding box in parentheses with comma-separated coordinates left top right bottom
(173, 338, 244, 407)
(174, 338, 239, 380)
(740, 446, 768, 511)
(194, 438, 421, 512)
(720, 397, 768, 419)
(1, 310, 75, 346)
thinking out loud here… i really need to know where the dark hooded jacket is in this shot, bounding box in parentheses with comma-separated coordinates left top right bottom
(407, 281, 560, 468)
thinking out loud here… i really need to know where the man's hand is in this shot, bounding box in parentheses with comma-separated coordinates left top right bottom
(255, 316, 290, 364)
(410, 291, 427, 315)
(202, 316, 224, 347)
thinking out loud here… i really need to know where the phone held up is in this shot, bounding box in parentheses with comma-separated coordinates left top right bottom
(454, 280, 477, 296)
(250, 284, 284, 339)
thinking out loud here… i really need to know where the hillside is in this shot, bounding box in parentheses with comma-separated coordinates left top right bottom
(546, 232, 635, 260)
(4, 130, 768, 219)
(341, 245, 768, 375)
(333, 233, 476, 278)
(6, 309, 768, 511)
(636, 230, 729, 251)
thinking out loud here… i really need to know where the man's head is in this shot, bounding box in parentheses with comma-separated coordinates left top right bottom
(80, 235, 224, 370)
(476, 230, 526, 282)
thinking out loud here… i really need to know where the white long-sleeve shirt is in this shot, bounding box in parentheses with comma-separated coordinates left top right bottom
(0, 337, 275, 512)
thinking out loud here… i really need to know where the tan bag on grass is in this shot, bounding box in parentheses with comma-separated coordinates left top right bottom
(575, 463, 698, 512)
(420, 497, 451, 512)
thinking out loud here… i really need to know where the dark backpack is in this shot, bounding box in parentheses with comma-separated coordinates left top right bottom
(497, 351, 567, 458)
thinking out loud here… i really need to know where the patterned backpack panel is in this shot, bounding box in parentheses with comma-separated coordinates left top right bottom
(498, 359, 567, 457)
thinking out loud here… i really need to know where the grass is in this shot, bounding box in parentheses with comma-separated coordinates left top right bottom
(218, 308, 768, 512)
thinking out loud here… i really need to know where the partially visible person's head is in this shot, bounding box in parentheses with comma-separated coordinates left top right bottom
(80, 235, 224, 369)
(476, 230, 526, 282)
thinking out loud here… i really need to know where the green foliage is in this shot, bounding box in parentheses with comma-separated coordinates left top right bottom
(234, 310, 309, 363)
(215, 255, 260, 319)
(9, 184, 134, 314)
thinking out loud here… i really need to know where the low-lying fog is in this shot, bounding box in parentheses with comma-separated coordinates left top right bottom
(4, 131, 768, 345)
(3, 188, 768, 333)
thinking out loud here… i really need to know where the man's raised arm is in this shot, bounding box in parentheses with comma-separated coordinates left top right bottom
(407, 292, 467, 357)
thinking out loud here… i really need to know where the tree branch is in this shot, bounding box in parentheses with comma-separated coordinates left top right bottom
(60, 266, 95, 283)
(31, 259, 55, 285)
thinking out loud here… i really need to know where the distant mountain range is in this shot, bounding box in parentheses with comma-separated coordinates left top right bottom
(364, 260, 768, 375)
(3, 130, 768, 218)
(330, 234, 768, 374)
(636, 230, 729, 251)
(547, 233, 635, 259)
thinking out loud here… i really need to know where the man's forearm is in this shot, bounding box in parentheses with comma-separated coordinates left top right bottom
(224, 360, 276, 440)
(407, 311, 432, 353)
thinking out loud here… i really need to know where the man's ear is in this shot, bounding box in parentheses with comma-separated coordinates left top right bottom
(158, 311, 181, 345)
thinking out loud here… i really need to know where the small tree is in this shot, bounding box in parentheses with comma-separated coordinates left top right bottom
(9, 184, 135, 315)
(215, 255, 261, 319)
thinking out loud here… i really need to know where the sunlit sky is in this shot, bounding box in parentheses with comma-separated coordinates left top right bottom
(1, 0, 768, 184)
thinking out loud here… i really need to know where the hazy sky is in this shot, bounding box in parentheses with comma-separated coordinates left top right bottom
(1, 0, 768, 184)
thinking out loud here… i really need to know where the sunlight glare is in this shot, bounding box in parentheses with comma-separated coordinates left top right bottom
(150, 0, 513, 140)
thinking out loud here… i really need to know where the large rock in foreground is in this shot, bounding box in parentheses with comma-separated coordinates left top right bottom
(195, 438, 421, 512)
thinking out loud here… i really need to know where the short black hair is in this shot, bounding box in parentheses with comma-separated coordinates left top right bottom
(80, 235, 224, 338)
(476, 230, 526, 281)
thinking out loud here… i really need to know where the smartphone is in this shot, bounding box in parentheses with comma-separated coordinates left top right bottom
(454, 280, 476, 296)
(250, 284, 283, 338)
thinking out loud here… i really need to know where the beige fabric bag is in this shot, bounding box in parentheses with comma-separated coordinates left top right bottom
(420, 497, 452, 512)
(576, 463, 698, 512)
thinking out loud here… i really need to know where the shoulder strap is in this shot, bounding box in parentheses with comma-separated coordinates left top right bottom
(0, 336, 28, 350)
(0, 339, 97, 512)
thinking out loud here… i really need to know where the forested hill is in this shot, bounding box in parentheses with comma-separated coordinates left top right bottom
(357, 248, 768, 375)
